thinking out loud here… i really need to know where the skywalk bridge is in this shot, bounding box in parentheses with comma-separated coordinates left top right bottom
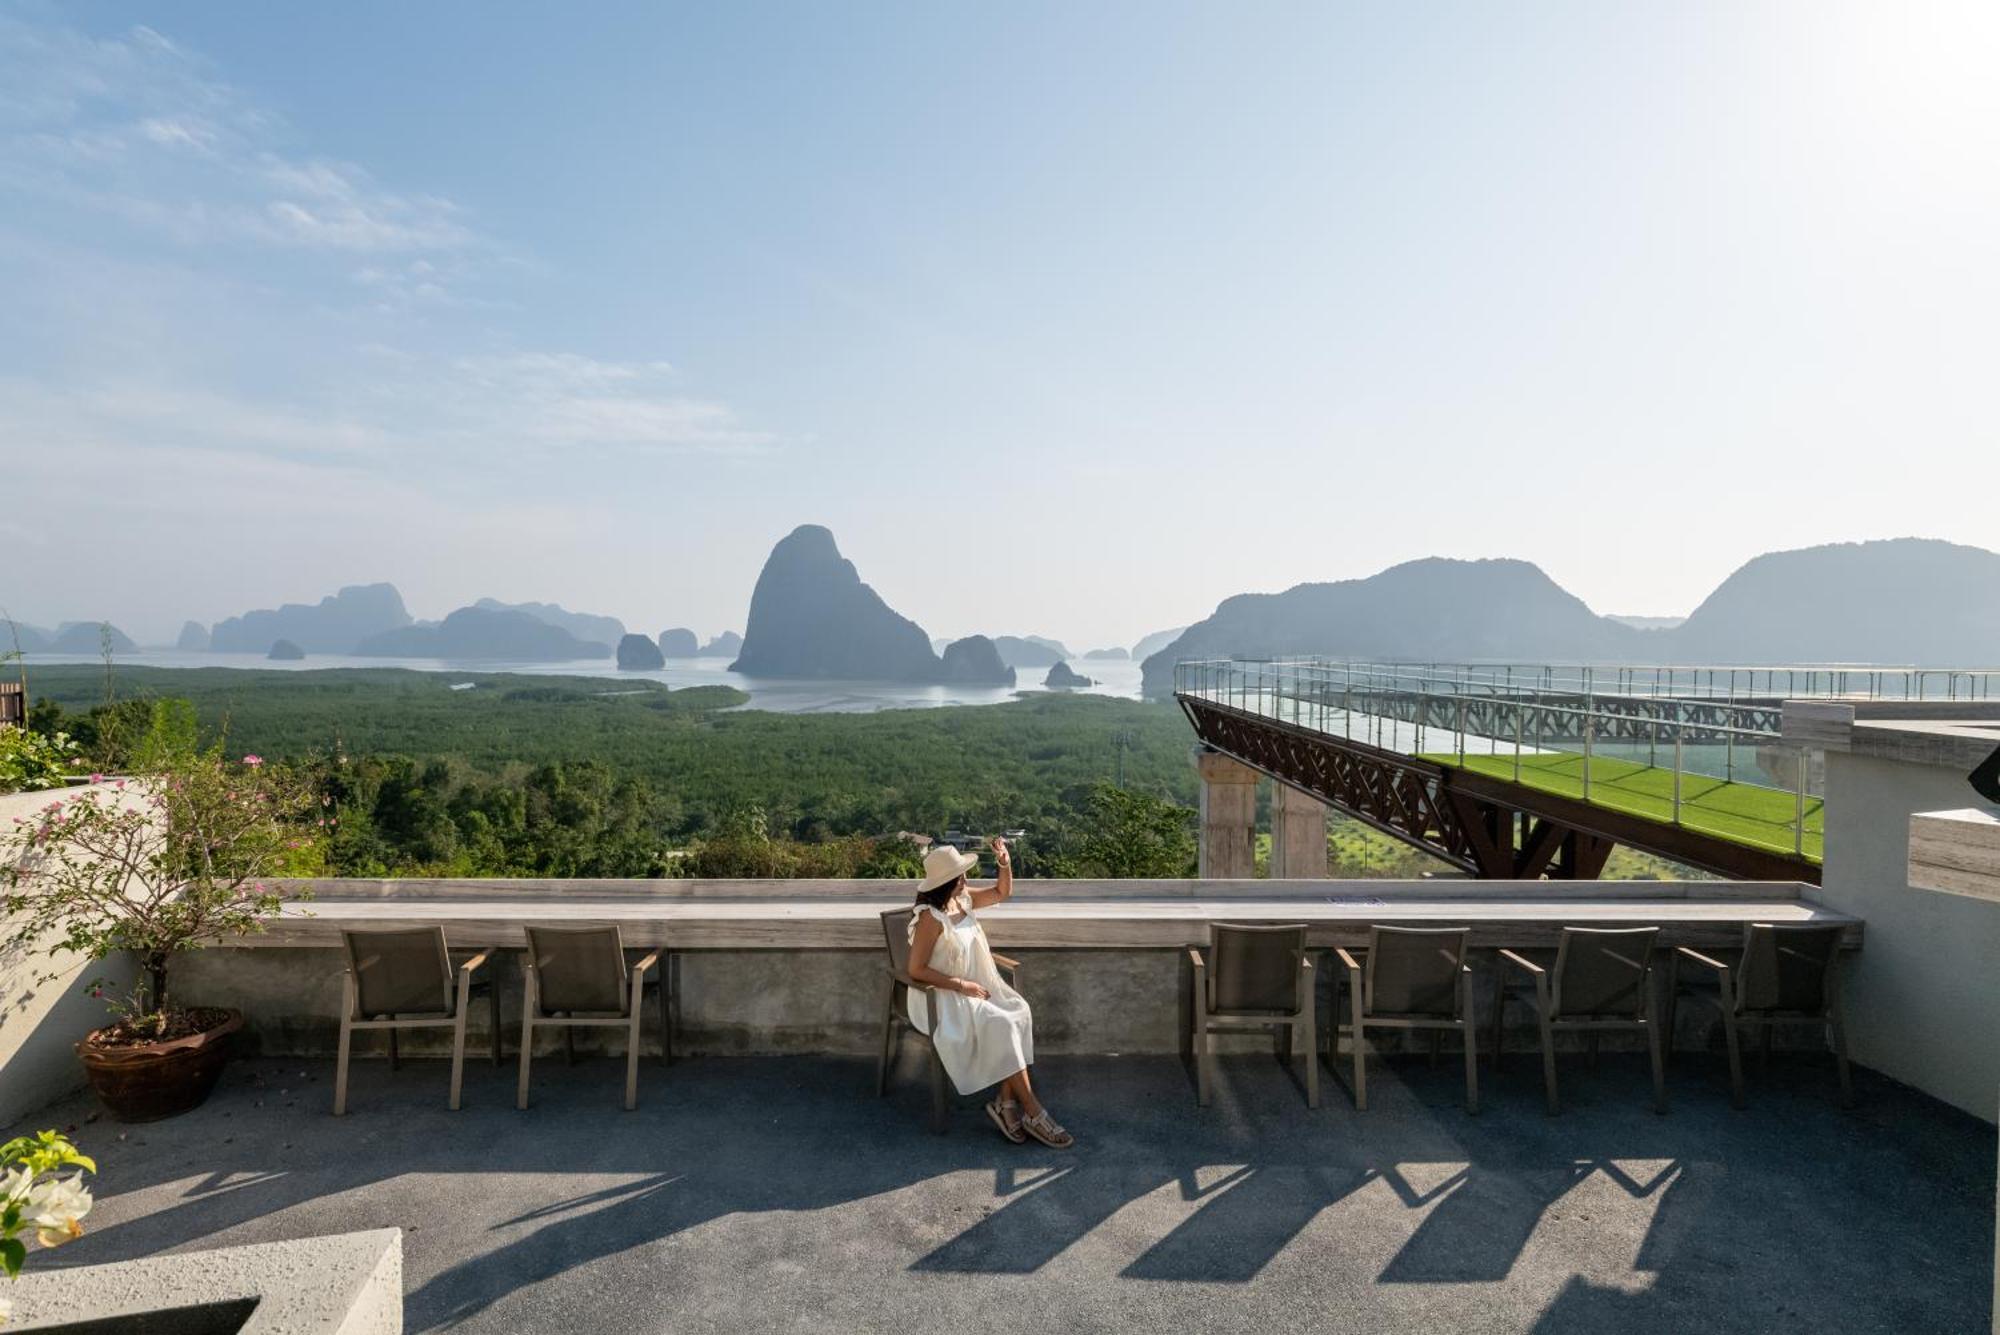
(1173, 659, 2000, 884)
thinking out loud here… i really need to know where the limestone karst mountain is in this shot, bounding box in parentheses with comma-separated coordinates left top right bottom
(1140, 558, 1638, 696)
(657, 628, 700, 657)
(355, 606, 610, 661)
(730, 526, 941, 682)
(473, 598, 626, 647)
(211, 584, 411, 654)
(1044, 661, 1095, 689)
(939, 636, 1016, 686)
(617, 634, 666, 670)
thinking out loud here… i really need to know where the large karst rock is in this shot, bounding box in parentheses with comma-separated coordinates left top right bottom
(176, 621, 211, 651)
(730, 526, 942, 681)
(939, 636, 1016, 686)
(1140, 559, 1640, 697)
(616, 633, 666, 670)
(657, 628, 700, 658)
(211, 584, 412, 654)
(1665, 539, 2000, 664)
(1044, 660, 1095, 689)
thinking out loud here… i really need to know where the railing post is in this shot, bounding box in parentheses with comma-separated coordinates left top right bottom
(1673, 733, 1683, 825)
(1513, 704, 1523, 783)
(1583, 712, 1594, 800)
(1456, 698, 1466, 766)
(1795, 749, 1808, 856)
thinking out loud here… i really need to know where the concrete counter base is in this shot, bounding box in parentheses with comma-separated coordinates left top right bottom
(7, 1228, 400, 1333)
(173, 946, 1832, 1065)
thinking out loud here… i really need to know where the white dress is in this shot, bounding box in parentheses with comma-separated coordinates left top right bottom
(906, 900, 1035, 1094)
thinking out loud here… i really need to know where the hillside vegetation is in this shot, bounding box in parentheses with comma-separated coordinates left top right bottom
(21, 664, 1700, 881)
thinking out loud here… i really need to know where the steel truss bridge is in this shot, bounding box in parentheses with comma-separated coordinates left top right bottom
(1175, 660, 2000, 885)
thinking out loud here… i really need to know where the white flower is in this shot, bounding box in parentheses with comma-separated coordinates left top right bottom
(20, 1173, 91, 1247)
(0, 1292, 12, 1324)
(0, 1166, 31, 1206)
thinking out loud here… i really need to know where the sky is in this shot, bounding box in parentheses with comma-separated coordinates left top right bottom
(3, 1, 1997, 650)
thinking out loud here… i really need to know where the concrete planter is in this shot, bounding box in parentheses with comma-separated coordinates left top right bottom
(76, 1009, 242, 1122)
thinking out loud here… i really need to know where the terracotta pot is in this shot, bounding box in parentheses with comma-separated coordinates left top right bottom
(76, 1010, 242, 1122)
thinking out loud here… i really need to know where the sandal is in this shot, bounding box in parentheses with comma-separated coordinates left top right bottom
(986, 1098, 1026, 1144)
(1020, 1110, 1074, 1149)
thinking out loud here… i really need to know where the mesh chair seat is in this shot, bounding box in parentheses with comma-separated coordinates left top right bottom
(1331, 926, 1477, 1114)
(517, 926, 664, 1112)
(1668, 922, 1852, 1107)
(333, 927, 498, 1116)
(1493, 926, 1665, 1115)
(1188, 923, 1317, 1109)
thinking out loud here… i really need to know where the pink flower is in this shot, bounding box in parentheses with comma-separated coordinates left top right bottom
(89, 774, 103, 784)
(243, 755, 263, 768)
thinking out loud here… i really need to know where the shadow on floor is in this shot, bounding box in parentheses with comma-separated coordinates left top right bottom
(16, 1048, 1994, 1333)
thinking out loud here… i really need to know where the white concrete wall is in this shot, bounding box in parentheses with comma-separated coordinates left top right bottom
(1816, 752, 2000, 1122)
(0, 786, 138, 1128)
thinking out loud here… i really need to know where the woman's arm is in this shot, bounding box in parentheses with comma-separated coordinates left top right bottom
(906, 909, 989, 999)
(967, 837, 1013, 909)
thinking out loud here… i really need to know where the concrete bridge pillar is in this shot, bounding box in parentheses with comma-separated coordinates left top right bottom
(1192, 747, 1259, 879)
(1269, 783, 1331, 879)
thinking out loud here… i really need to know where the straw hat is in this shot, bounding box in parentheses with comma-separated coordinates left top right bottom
(919, 844, 979, 893)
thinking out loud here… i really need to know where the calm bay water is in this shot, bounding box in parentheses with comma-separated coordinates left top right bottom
(19, 651, 1147, 714)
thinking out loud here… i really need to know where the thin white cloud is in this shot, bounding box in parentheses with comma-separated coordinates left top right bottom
(0, 16, 482, 264)
(0, 15, 777, 462)
(0, 346, 776, 463)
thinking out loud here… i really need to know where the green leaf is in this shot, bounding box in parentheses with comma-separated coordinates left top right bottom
(1, 1236, 26, 1278)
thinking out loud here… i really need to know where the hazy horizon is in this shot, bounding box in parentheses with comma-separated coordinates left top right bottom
(6, 3, 1997, 649)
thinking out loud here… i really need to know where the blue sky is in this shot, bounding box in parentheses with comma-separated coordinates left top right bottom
(4, 2, 1996, 648)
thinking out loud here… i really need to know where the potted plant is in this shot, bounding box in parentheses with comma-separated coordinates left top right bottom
(1, 751, 312, 1122)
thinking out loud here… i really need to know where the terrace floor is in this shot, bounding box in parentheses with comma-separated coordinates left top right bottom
(16, 1050, 1994, 1333)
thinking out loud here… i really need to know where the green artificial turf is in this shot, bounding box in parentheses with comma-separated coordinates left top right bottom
(1419, 749, 1823, 863)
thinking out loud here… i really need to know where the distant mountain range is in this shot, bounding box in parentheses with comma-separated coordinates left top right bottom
(1130, 626, 1187, 661)
(355, 606, 610, 661)
(1138, 538, 2000, 695)
(211, 583, 412, 654)
(473, 598, 625, 647)
(6, 621, 138, 655)
(17, 535, 1998, 684)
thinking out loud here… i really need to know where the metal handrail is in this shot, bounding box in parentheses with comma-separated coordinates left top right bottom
(1175, 658, 1833, 858)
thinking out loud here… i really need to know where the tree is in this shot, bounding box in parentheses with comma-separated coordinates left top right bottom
(1029, 783, 1197, 879)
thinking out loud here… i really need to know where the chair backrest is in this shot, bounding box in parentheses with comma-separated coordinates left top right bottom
(525, 925, 628, 1015)
(1365, 925, 1468, 1016)
(1736, 923, 1843, 1013)
(1551, 926, 1658, 1019)
(880, 907, 917, 976)
(342, 927, 452, 1018)
(1208, 923, 1307, 1014)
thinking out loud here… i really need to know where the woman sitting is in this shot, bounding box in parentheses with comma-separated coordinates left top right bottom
(905, 837, 1072, 1148)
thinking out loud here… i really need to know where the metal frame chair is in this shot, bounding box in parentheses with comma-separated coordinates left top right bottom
(516, 925, 663, 1111)
(876, 906, 1021, 1133)
(1188, 923, 1317, 1108)
(1331, 925, 1477, 1113)
(333, 927, 495, 1115)
(1494, 926, 1667, 1115)
(1668, 922, 1853, 1108)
